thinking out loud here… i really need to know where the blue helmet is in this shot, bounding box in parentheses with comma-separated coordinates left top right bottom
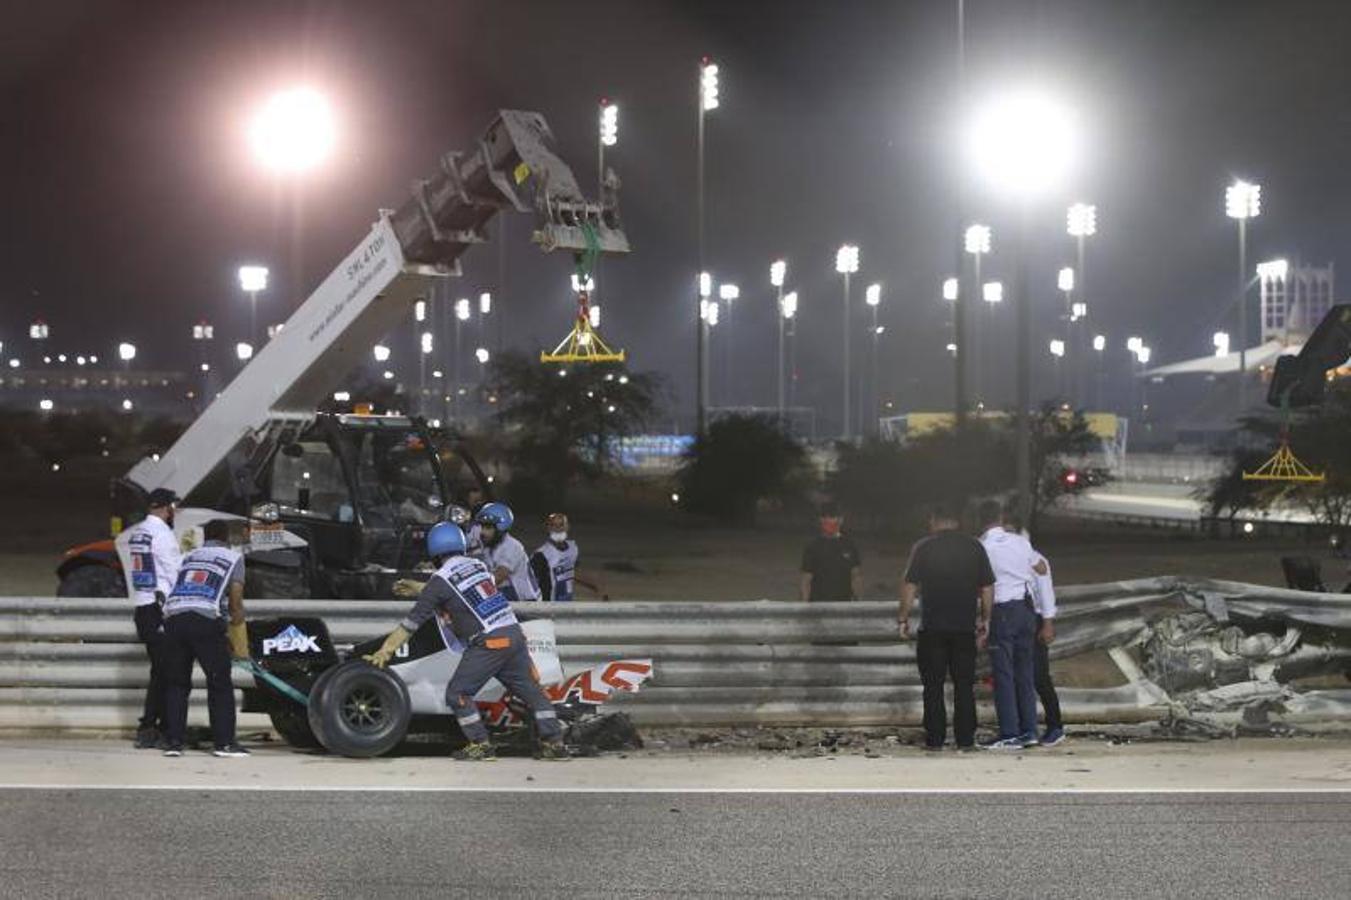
(426, 521, 467, 559)
(474, 501, 514, 532)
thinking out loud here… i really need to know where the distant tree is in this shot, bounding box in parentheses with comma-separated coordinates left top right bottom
(1027, 406, 1111, 527)
(677, 415, 810, 524)
(485, 351, 662, 509)
(828, 409, 1108, 533)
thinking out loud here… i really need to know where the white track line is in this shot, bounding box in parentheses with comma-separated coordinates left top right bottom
(0, 784, 1349, 794)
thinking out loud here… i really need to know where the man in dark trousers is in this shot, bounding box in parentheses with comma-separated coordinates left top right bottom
(898, 504, 995, 751)
(160, 519, 251, 758)
(800, 505, 862, 602)
(119, 488, 181, 749)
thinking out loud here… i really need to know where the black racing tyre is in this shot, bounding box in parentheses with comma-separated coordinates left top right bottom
(304, 663, 345, 751)
(267, 704, 322, 749)
(57, 565, 124, 598)
(308, 660, 411, 758)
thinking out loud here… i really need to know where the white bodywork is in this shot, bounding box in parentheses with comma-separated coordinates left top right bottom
(390, 618, 564, 715)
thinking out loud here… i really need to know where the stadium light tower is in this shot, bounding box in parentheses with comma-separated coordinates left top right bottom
(1066, 203, 1096, 336)
(238, 265, 268, 347)
(695, 57, 720, 436)
(836, 244, 860, 440)
(771, 260, 788, 424)
(598, 97, 618, 198)
(866, 284, 883, 435)
(967, 87, 1080, 524)
(964, 225, 992, 405)
(1225, 178, 1262, 413)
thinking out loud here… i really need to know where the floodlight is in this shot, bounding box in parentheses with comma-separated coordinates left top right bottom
(964, 224, 991, 255)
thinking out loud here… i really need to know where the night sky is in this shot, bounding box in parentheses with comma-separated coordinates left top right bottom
(4, 0, 1350, 431)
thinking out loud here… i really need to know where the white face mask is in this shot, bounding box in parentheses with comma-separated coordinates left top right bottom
(549, 531, 568, 544)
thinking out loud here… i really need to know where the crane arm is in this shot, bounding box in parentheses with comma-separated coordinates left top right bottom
(124, 110, 627, 505)
(1267, 304, 1351, 408)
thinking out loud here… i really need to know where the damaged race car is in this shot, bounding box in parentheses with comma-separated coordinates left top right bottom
(238, 612, 653, 758)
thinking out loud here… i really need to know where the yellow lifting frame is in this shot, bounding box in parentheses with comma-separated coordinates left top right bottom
(1242, 439, 1325, 483)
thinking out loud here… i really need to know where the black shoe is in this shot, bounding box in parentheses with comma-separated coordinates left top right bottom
(922, 743, 945, 753)
(956, 744, 977, 753)
(212, 744, 251, 758)
(162, 744, 184, 758)
(134, 727, 161, 749)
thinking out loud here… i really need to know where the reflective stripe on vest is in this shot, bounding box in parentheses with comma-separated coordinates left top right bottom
(164, 546, 240, 618)
(128, 529, 158, 599)
(434, 556, 518, 633)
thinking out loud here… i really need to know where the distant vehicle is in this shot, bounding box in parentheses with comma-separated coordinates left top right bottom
(55, 110, 628, 600)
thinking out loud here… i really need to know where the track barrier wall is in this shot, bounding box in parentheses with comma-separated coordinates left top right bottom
(1, 576, 1343, 730)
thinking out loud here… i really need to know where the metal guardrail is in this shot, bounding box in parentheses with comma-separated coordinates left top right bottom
(0, 580, 1189, 731)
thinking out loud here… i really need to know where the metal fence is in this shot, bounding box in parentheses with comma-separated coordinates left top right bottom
(0, 579, 1195, 731)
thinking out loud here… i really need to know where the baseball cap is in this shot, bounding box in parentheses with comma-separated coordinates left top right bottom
(147, 488, 180, 509)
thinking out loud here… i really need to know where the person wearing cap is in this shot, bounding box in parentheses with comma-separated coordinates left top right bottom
(529, 513, 608, 602)
(799, 504, 862, 603)
(120, 488, 182, 749)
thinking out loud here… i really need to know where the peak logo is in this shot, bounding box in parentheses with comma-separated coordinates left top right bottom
(261, 624, 321, 656)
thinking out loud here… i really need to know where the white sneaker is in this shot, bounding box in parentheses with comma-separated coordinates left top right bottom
(212, 744, 251, 758)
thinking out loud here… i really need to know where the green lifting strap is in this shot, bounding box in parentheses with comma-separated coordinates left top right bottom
(234, 659, 310, 707)
(573, 221, 601, 283)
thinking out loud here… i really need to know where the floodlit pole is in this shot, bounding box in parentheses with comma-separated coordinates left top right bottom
(1066, 203, 1095, 409)
(698, 271, 713, 421)
(238, 265, 268, 348)
(783, 291, 799, 429)
(965, 224, 991, 406)
(1225, 179, 1261, 414)
(696, 57, 719, 436)
(865, 283, 882, 435)
(719, 283, 740, 406)
(454, 298, 471, 402)
(598, 97, 618, 199)
(836, 244, 860, 440)
(1092, 333, 1106, 410)
(967, 88, 1080, 525)
(771, 259, 787, 425)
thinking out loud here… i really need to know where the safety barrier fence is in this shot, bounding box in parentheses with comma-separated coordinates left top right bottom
(2, 576, 1337, 730)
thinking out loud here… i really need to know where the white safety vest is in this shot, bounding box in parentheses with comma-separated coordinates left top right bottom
(164, 544, 242, 620)
(481, 533, 539, 601)
(125, 515, 181, 606)
(535, 540, 579, 602)
(436, 555, 519, 634)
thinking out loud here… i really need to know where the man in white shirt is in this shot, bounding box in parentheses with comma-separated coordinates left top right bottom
(474, 502, 540, 602)
(1029, 549, 1064, 746)
(120, 488, 182, 749)
(976, 500, 1048, 750)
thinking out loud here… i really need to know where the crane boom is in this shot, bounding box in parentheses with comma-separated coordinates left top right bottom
(124, 109, 627, 504)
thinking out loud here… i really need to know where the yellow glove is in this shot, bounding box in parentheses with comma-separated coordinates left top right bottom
(364, 625, 411, 668)
(393, 578, 427, 598)
(228, 620, 250, 660)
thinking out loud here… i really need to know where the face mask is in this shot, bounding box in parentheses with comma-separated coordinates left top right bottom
(549, 531, 568, 544)
(820, 518, 841, 538)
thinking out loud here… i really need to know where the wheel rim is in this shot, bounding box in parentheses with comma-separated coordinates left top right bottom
(340, 687, 387, 732)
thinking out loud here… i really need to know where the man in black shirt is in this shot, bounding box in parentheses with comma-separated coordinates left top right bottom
(799, 505, 862, 602)
(898, 505, 995, 750)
